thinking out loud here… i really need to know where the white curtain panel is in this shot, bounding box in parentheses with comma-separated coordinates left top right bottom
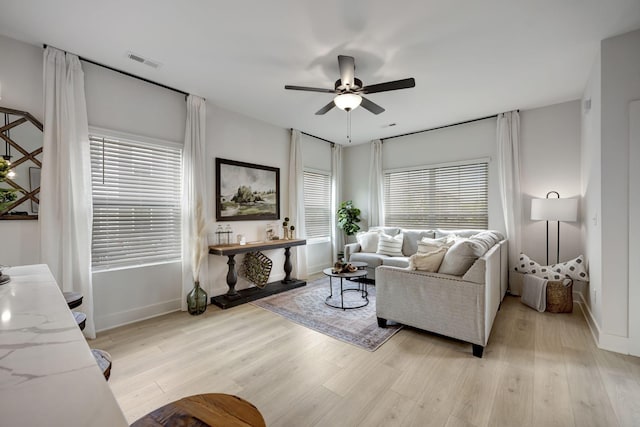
(181, 95, 208, 310)
(368, 139, 384, 227)
(288, 130, 308, 279)
(331, 143, 343, 261)
(40, 47, 95, 338)
(497, 110, 523, 274)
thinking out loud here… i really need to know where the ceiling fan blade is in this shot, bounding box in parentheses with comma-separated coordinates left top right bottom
(285, 85, 337, 93)
(361, 78, 416, 94)
(360, 96, 385, 115)
(315, 101, 336, 115)
(338, 55, 355, 88)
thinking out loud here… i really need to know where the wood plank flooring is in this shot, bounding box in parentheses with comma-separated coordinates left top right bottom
(92, 293, 640, 426)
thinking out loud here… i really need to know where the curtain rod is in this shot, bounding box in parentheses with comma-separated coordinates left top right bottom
(296, 130, 336, 146)
(382, 113, 506, 142)
(43, 44, 191, 99)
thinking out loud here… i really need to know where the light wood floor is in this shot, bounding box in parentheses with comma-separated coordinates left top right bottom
(93, 292, 640, 426)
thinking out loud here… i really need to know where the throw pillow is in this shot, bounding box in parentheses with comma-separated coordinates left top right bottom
(356, 230, 380, 253)
(438, 238, 486, 276)
(409, 247, 448, 271)
(417, 235, 456, 254)
(376, 233, 404, 257)
(515, 253, 590, 281)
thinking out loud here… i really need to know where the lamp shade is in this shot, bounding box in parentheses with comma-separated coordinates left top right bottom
(334, 93, 362, 111)
(531, 198, 578, 222)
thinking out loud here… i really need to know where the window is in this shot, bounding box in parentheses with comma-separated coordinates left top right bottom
(384, 160, 488, 229)
(90, 134, 182, 270)
(303, 169, 332, 241)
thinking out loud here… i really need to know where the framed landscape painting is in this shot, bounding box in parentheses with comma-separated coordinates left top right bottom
(215, 158, 280, 221)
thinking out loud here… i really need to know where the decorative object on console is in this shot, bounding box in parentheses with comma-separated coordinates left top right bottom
(240, 251, 273, 288)
(282, 217, 290, 239)
(531, 191, 578, 264)
(216, 158, 280, 221)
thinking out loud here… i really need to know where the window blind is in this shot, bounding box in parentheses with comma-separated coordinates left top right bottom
(384, 161, 488, 229)
(303, 170, 332, 240)
(90, 135, 182, 270)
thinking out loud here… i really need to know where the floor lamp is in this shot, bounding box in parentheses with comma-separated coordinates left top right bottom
(530, 191, 578, 265)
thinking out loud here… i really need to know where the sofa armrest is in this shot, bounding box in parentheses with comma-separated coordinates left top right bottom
(344, 243, 361, 261)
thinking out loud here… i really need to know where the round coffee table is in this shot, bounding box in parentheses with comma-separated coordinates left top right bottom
(323, 268, 368, 310)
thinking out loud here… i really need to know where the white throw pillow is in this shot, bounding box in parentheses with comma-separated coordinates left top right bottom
(356, 230, 380, 253)
(438, 238, 486, 276)
(514, 253, 590, 281)
(376, 233, 404, 257)
(416, 235, 456, 254)
(409, 247, 447, 271)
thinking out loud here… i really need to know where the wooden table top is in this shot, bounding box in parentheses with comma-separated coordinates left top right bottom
(209, 238, 306, 255)
(131, 393, 265, 427)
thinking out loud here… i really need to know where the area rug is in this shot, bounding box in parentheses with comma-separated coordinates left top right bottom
(251, 276, 402, 351)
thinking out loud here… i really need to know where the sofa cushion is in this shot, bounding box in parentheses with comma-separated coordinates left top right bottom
(349, 252, 388, 268)
(356, 230, 380, 253)
(417, 236, 456, 254)
(369, 226, 401, 236)
(382, 256, 411, 268)
(436, 229, 487, 238)
(438, 238, 486, 276)
(468, 231, 500, 253)
(377, 233, 404, 257)
(401, 229, 436, 256)
(409, 247, 447, 272)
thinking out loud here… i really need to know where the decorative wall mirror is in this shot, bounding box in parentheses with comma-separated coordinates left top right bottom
(0, 107, 43, 219)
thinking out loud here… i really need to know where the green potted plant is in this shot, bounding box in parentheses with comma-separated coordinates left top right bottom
(337, 200, 361, 244)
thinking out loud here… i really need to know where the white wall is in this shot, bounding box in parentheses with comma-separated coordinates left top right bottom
(0, 35, 42, 266)
(599, 29, 640, 347)
(581, 50, 602, 327)
(520, 100, 583, 266)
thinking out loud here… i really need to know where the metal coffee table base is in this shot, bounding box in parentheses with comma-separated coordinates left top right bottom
(323, 268, 368, 310)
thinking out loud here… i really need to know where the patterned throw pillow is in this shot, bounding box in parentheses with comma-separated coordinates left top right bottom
(376, 233, 404, 257)
(515, 253, 589, 281)
(356, 230, 380, 253)
(409, 247, 448, 271)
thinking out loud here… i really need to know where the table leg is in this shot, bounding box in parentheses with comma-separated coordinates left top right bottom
(282, 247, 293, 283)
(225, 255, 239, 297)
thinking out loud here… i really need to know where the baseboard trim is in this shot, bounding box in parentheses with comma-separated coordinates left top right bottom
(574, 291, 631, 355)
(95, 298, 181, 333)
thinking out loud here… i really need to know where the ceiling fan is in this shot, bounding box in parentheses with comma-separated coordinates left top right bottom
(285, 55, 416, 115)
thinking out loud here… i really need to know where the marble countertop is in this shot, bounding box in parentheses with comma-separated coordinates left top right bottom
(0, 264, 127, 426)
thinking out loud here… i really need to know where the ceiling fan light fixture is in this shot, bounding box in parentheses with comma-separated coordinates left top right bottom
(334, 93, 362, 111)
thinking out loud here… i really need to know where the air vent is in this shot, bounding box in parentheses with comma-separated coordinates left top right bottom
(126, 51, 162, 69)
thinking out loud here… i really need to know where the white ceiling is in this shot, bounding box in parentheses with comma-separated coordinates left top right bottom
(1, 1, 639, 145)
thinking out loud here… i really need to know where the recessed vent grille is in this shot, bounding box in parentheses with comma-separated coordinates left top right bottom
(126, 51, 161, 69)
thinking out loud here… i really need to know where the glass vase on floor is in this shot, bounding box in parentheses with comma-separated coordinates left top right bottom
(187, 281, 208, 315)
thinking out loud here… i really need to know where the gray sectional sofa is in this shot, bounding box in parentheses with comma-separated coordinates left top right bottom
(344, 227, 508, 357)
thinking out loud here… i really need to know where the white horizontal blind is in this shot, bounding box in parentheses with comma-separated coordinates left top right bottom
(384, 161, 488, 229)
(90, 135, 182, 270)
(303, 170, 332, 239)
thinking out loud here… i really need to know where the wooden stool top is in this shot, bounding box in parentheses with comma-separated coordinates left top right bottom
(131, 393, 265, 427)
(73, 311, 86, 331)
(63, 291, 83, 309)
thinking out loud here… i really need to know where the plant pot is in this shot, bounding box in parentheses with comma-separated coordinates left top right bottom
(187, 281, 208, 315)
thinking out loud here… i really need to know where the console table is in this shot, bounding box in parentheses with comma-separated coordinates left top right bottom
(209, 238, 306, 309)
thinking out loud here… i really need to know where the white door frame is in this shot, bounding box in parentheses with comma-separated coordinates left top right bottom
(629, 100, 640, 356)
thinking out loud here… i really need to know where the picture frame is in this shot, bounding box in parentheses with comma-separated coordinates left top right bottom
(216, 158, 280, 221)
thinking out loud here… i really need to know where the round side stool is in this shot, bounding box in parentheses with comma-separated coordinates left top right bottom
(64, 291, 83, 309)
(73, 311, 87, 331)
(131, 393, 265, 426)
(91, 349, 112, 381)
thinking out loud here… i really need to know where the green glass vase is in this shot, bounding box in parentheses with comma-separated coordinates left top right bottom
(187, 281, 208, 315)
